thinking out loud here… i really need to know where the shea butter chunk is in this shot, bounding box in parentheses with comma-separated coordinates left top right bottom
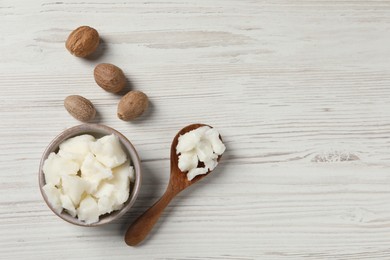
(195, 140, 214, 162)
(178, 151, 198, 172)
(77, 195, 99, 224)
(60, 194, 77, 217)
(109, 161, 133, 206)
(59, 134, 95, 165)
(176, 126, 225, 180)
(42, 183, 62, 213)
(204, 128, 226, 155)
(97, 196, 116, 215)
(94, 182, 115, 199)
(81, 153, 112, 193)
(204, 159, 218, 171)
(90, 134, 127, 168)
(43, 153, 79, 186)
(187, 167, 208, 181)
(61, 175, 88, 206)
(93, 182, 117, 214)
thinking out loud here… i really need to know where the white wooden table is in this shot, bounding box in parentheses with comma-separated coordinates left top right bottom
(1, 1, 390, 259)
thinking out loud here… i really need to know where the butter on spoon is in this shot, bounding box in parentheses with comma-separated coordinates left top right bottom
(124, 123, 224, 246)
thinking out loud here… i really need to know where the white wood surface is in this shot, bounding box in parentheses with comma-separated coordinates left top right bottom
(1, 0, 390, 259)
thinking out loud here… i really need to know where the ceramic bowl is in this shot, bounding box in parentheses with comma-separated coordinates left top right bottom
(38, 124, 142, 226)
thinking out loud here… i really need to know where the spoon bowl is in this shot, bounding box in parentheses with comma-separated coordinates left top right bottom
(169, 123, 215, 191)
(124, 123, 222, 246)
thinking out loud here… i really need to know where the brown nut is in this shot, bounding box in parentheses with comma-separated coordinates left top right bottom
(117, 91, 149, 121)
(94, 63, 126, 93)
(65, 26, 99, 57)
(64, 95, 96, 122)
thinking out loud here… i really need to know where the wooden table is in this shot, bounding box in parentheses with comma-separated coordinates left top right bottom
(1, 1, 390, 259)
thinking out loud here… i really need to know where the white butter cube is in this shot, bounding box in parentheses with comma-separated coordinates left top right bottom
(110, 161, 131, 190)
(195, 126, 211, 136)
(93, 182, 115, 199)
(92, 161, 134, 215)
(204, 159, 218, 171)
(109, 162, 131, 205)
(176, 133, 199, 154)
(204, 128, 226, 155)
(61, 175, 87, 206)
(178, 151, 198, 172)
(77, 195, 99, 224)
(43, 152, 79, 186)
(59, 135, 95, 165)
(42, 183, 62, 214)
(112, 192, 129, 208)
(90, 134, 127, 168)
(112, 203, 125, 211)
(195, 140, 214, 162)
(60, 194, 77, 217)
(81, 153, 112, 193)
(97, 195, 116, 215)
(176, 126, 209, 154)
(187, 167, 208, 181)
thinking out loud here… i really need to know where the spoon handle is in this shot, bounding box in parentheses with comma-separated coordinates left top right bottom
(125, 188, 176, 246)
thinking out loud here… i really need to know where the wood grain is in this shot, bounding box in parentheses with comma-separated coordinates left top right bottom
(1, 0, 390, 259)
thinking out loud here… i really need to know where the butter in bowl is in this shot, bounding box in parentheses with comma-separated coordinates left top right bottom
(38, 124, 142, 226)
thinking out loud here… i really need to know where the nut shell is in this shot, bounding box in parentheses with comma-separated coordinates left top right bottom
(64, 95, 96, 122)
(117, 91, 149, 121)
(65, 26, 99, 57)
(94, 63, 126, 93)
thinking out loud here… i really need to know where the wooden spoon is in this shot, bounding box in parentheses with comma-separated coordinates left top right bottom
(124, 123, 222, 246)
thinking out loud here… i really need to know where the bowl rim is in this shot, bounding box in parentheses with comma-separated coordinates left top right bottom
(38, 123, 142, 227)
